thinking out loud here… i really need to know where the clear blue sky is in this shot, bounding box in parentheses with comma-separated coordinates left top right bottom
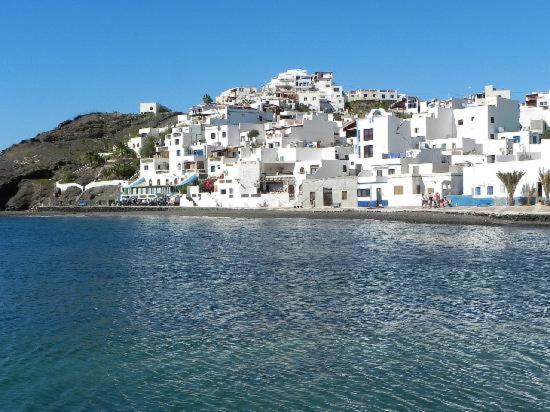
(1, 0, 549, 149)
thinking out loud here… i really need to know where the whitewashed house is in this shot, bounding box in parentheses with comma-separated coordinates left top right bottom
(139, 102, 160, 114)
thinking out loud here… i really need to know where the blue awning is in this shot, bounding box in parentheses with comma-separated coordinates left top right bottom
(176, 173, 198, 187)
(128, 177, 145, 187)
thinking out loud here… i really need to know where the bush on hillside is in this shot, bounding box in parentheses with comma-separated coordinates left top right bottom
(140, 138, 157, 158)
(103, 160, 139, 180)
(82, 151, 106, 167)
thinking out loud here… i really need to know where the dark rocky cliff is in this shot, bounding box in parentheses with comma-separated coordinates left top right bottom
(0, 112, 178, 210)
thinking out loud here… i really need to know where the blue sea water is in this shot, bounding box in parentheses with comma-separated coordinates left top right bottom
(0, 215, 549, 411)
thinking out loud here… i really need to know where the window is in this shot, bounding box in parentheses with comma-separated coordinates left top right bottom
(363, 128, 373, 141)
(157, 179, 161, 186)
(310, 192, 316, 206)
(394, 185, 404, 195)
(357, 189, 371, 197)
(177, 163, 181, 170)
(490, 116, 495, 123)
(144, 165, 149, 170)
(470, 116, 475, 121)
(304, 97, 308, 101)
(299, 167, 305, 174)
(382, 94, 386, 99)
(475, 187, 481, 196)
(364, 145, 374, 158)
(342, 191, 348, 200)
(490, 133, 495, 139)
(388, 169, 395, 175)
(210, 132, 215, 139)
(175, 139, 179, 145)
(176, 150, 181, 156)
(376, 170, 383, 177)
(342, 165, 347, 172)
(487, 186, 494, 195)
(210, 165, 215, 172)
(222, 131, 226, 138)
(414, 185, 421, 194)
(220, 189, 227, 195)
(458, 119, 463, 125)
(414, 128, 419, 133)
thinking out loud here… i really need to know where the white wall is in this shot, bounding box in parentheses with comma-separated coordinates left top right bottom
(463, 159, 544, 198)
(139, 102, 159, 114)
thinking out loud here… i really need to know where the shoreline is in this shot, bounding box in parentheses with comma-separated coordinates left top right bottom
(2, 205, 550, 227)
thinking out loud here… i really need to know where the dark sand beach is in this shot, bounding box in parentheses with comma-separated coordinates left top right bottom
(3, 205, 550, 227)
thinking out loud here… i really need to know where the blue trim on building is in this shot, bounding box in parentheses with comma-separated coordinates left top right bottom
(358, 200, 389, 208)
(448, 195, 494, 207)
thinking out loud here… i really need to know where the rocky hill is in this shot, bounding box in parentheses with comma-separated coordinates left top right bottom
(0, 112, 179, 210)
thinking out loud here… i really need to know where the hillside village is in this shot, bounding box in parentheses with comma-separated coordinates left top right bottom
(57, 69, 550, 209)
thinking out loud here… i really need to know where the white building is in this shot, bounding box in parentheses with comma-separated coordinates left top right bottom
(462, 140, 550, 205)
(357, 160, 462, 208)
(520, 105, 550, 133)
(264, 117, 339, 149)
(349, 109, 417, 174)
(122, 76, 549, 210)
(139, 102, 160, 114)
(263, 69, 344, 112)
(346, 89, 399, 102)
(525, 90, 550, 109)
(216, 87, 258, 105)
(453, 94, 519, 149)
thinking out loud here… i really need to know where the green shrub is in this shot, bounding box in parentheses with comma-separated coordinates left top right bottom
(103, 160, 138, 180)
(345, 100, 392, 116)
(112, 142, 136, 160)
(83, 151, 105, 167)
(60, 171, 78, 183)
(295, 103, 310, 112)
(140, 138, 157, 158)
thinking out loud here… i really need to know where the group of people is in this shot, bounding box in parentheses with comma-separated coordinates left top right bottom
(421, 192, 452, 208)
(116, 196, 175, 206)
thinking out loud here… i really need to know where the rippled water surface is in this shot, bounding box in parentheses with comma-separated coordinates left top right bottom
(0, 216, 549, 411)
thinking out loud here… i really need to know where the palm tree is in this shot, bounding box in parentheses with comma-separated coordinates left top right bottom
(497, 171, 525, 206)
(522, 183, 537, 206)
(539, 168, 550, 205)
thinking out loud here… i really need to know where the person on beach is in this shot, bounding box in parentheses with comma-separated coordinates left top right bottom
(434, 192, 441, 208)
(421, 194, 427, 208)
(428, 193, 433, 208)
